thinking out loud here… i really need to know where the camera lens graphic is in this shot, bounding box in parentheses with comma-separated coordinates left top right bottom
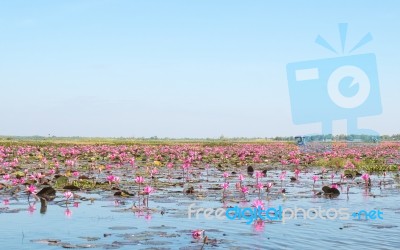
(327, 65, 371, 109)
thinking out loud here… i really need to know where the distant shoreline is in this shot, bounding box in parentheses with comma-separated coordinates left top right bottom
(1, 136, 399, 146)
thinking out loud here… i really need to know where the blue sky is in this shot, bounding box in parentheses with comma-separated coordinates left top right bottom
(0, 0, 399, 138)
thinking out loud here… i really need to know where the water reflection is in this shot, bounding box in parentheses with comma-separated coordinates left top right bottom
(1, 167, 399, 249)
(64, 208, 72, 218)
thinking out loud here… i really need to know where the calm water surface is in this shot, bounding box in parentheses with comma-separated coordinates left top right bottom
(1, 168, 399, 249)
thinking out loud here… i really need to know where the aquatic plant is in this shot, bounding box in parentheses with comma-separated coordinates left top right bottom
(143, 185, 154, 208)
(26, 184, 37, 200)
(252, 198, 265, 209)
(265, 182, 273, 197)
(192, 229, 204, 240)
(134, 176, 145, 209)
(255, 182, 263, 199)
(63, 191, 73, 200)
(362, 173, 370, 187)
(279, 171, 286, 190)
(221, 182, 229, 200)
(294, 168, 300, 180)
(312, 175, 319, 189)
(241, 185, 249, 200)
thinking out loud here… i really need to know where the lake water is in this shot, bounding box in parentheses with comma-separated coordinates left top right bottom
(1, 168, 399, 249)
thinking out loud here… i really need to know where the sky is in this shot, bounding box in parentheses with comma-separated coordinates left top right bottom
(0, 0, 399, 138)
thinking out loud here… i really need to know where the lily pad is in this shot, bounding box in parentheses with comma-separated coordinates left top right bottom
(55, 176, 69, 188)
(31, 239, 61, 244)
(322, 186, 340, 195)
(109, 226, 138, 230)
(78, 237, 101, 241)
(63, 185, 80, 191)
(37, 186, 56, 201)
(114, 190, 134, 197)
(247, 166, 254, 175)
(344, 170, 362, 178)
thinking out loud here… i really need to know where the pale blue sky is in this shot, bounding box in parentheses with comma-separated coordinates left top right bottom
(0, 0, 399, 138)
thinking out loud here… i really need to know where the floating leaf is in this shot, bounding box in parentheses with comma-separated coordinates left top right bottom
(55, 176, 69, 188)
(114, 190, 134, 197)
(37, 186, 56, 201)
(63, 185, 80, 191)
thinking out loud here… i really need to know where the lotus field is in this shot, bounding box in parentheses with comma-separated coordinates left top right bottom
(1, 142, 400, 249)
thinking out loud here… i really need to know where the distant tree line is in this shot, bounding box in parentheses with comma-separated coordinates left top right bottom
(273, 134, 400, 142)
(2, 134, 400, 142)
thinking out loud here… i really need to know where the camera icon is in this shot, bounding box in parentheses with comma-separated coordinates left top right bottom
(287, 24, 382, 151)
(287, 53, 381, 125)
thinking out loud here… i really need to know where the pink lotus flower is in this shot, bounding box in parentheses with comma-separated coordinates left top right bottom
(255, 171, 263, 179)
(107, 175, 116, 183)
(241, 186, 249, 194)
(266, 182, 273, 189)
(113, 176, 120, 183)
(65, 160, 75, 167)
(281, 160, 288, 165)
(64, 191, 73, 200)
(256, 182, 263, 190)
(331, 184, 338, 189)
(26, 185, 37, 194)
(344, 161, 355, 169)
(292, 158, 300, 165)
(151, 167, 159, 176)
(12, 179, 19, 186)
(167, 162, 173, 169)
(143, 186, 154, 194)
(362, 173, 370, 185)
(222, 172, 229, 178)
(294, 169, 300, 177)
(221, 182, 229, 190)
(191, 229, 204, 239)
(312, 175, 319, 182)
(3, 199, 9, 205)
(2, 174, 10, 181)
(72, 171, 79, 177)
(252, 199, 265, 209)
(238, 174, 244, 182)
(182, 162, 190, 170)
(135, 176, 144, 184)
(279, 172, 286, 181)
